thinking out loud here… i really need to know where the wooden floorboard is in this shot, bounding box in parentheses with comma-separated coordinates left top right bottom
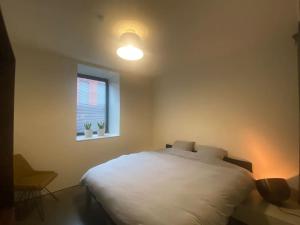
(16, 186, 110, 225)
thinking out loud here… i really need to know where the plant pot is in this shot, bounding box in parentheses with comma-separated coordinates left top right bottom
(84, 129, 93, 138)
(97, 129, 105, 136)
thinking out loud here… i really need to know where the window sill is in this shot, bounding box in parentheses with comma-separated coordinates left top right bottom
(76, 134, 119, 142)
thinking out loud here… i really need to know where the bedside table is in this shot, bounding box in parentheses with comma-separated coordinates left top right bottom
(232, 190, 300, 225)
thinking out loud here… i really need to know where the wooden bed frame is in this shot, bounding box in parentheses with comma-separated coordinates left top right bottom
(86, 146, 253, 225)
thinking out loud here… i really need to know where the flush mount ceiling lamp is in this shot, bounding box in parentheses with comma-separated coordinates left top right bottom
(116, 32, 144, 61)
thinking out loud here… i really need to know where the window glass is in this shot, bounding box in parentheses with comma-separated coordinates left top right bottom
(76, 76, 107, 134)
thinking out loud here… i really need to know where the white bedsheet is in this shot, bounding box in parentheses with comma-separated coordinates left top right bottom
(81, 150, 254, 225)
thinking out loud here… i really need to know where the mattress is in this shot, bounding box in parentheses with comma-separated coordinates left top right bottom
(81, 150, 254, 225)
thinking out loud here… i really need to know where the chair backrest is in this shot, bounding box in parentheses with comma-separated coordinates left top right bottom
(14, 154, 35, 180)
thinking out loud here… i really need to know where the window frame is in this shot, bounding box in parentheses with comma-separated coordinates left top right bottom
(77, 73, 109, 136)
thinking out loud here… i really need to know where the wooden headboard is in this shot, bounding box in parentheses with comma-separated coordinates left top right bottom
(165, 144, 253, 172)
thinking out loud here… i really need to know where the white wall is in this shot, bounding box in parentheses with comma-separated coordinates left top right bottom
(10, 0, 300, 191)
(13, 45, 153, 191)
(152, 0, 299, 187)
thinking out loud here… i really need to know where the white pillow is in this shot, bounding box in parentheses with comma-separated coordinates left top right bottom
(165, 148, 223, 164)
(173, 140, 195, 152)
(194, 145, 228, 159)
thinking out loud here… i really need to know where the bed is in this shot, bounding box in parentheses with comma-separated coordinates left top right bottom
(81, 143, 254, 225)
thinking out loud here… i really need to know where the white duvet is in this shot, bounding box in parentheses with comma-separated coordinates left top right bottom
(81, 150, 254, 225)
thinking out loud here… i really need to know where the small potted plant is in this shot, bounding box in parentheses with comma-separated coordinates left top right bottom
(84, 122, 93, 138)
(97, 121, 105, 136)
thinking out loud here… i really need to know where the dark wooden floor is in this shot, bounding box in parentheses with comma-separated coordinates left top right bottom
(15, 185, 245, 225)
(15, 186, 113, 225)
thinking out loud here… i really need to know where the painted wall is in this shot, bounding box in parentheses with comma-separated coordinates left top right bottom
(8, 0, 300, 192)
(13, 45, 153, 191)
(152, 0, 299, 187)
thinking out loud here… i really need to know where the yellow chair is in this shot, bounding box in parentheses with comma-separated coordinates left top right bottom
(14, 154, 58, 220)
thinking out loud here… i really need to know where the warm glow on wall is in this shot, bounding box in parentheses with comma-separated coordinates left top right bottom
(117, 32, 144, 61)
(242, 129, 298, 181)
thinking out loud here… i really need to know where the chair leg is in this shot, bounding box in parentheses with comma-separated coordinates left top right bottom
(34, 190, 45, 221)
(45, 187, 58, 201)
(15, 190, 46, 221)
(15, 190, 31, 220)
(23, 191, 33, 215)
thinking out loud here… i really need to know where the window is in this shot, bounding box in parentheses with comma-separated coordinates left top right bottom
(76, 74, 109, 135)
(76, 64, 120, 141)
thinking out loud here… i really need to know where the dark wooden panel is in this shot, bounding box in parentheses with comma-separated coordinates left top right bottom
(294, 22, 300, 204)
(296, 23, 300, 204)
(223, 157, 253, 173)
(0, 7, 15, 208)
(165, 144, 173, 148)
(0, 208, 15, 225)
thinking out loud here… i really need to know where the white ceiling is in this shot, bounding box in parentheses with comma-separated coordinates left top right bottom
(0, 0, 298, 76)
(0, 0, 164, 76)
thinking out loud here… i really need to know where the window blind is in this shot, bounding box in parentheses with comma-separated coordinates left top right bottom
(76, 76, 107, 134)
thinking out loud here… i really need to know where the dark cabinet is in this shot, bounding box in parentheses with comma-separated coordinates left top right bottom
(0, 6, 15, 213)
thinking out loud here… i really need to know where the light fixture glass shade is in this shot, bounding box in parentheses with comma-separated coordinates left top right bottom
(117, 32, 144, 61)
(117, 45, 144, 61)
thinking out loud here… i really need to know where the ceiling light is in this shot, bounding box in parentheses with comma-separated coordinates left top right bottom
(116, 32, 144, 61)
